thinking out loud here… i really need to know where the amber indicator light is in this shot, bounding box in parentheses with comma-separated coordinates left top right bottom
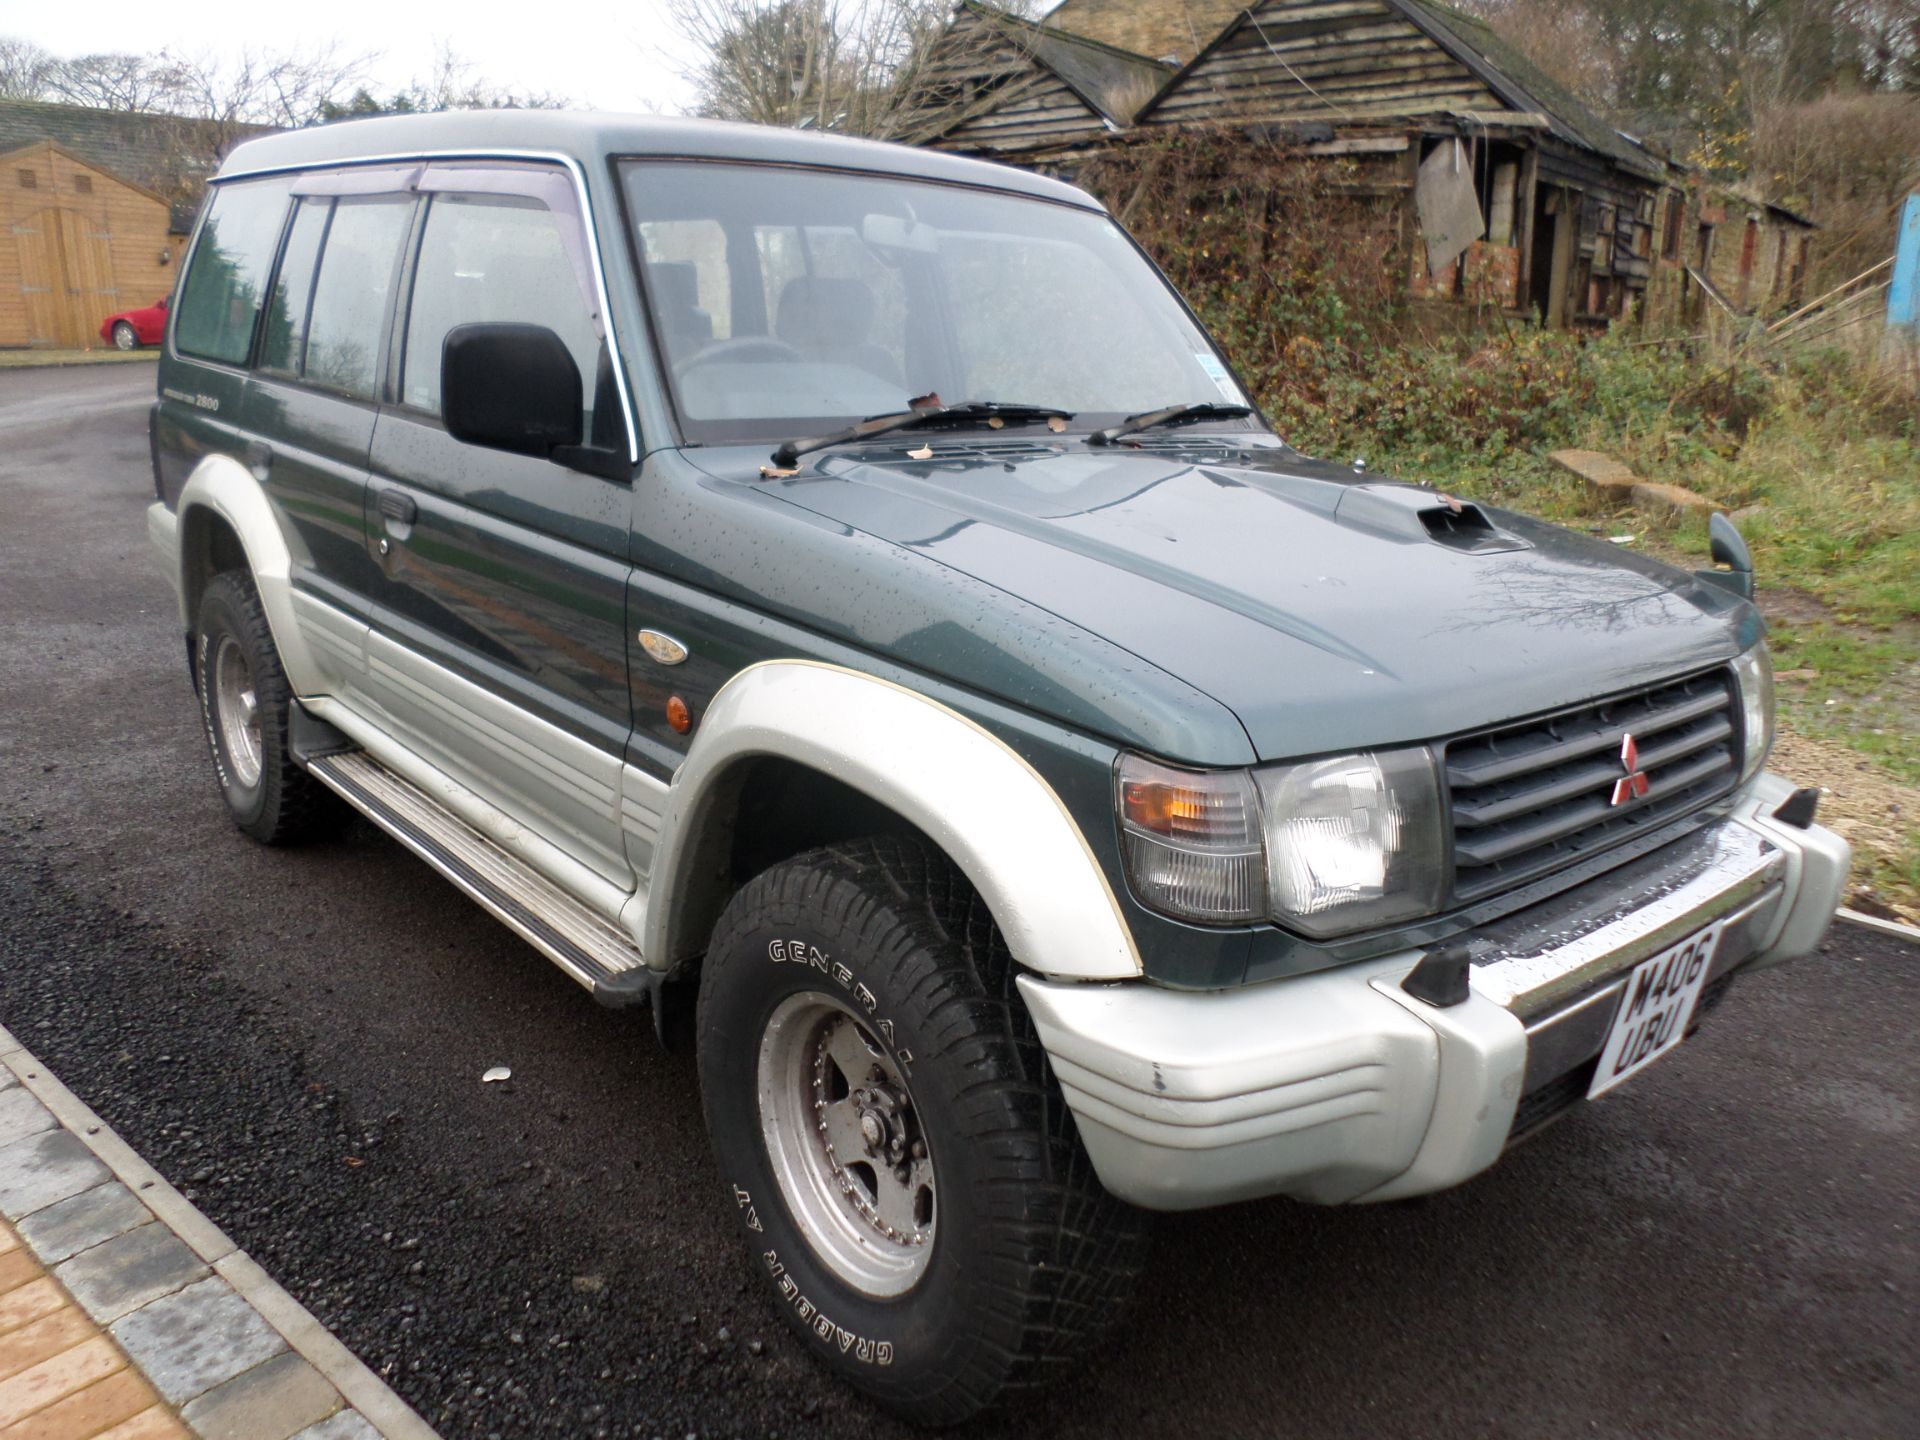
(666, 695, 692, 734)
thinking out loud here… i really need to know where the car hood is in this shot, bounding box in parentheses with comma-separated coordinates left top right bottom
(751, 441, 1761, 761)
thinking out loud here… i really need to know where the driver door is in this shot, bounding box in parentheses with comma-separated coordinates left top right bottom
(360, 163, 638, 887)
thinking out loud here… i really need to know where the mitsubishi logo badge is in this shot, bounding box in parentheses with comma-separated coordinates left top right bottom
(1611, 733, 1651, 806)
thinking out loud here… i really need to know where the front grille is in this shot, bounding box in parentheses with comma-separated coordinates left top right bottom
(1445, 669, 1741, 903)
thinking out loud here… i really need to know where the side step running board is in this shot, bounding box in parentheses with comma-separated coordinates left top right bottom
(307, 751, 657, 1010)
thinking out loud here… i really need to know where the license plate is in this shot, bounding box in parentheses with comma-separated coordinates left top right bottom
(1588, 924, 1721, 1099)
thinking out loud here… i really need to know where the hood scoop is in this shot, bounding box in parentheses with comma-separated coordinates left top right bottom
(1332, 483, 1530, 555)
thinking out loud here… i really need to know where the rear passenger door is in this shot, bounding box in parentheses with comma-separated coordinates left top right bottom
(240, 174, 416, 697)
(360, 164, 636, 887)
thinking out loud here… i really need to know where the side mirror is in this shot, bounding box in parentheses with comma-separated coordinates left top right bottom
(157, 297, 169, 311)
(442, 322, 582, 458)
(1696, 511, 1755, 600)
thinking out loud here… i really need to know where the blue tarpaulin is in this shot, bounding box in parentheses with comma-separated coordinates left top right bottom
(1890, 194, 1920, 333)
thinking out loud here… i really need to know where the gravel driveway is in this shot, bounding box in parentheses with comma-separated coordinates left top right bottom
(2, 365, 1914, 1439)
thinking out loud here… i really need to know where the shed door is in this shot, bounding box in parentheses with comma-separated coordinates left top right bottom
(12, 207, 116, 347)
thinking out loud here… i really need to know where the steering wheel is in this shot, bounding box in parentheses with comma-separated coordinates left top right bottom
(676, 336, 803, 374)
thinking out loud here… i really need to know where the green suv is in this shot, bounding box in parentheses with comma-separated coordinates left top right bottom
(147, 110, 1850, 1424)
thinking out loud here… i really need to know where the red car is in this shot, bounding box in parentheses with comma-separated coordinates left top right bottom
(99, 297, 168, 350)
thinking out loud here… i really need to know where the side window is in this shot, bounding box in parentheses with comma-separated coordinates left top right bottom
(258, 199, 328, 377)
(175, 177, 293, 365)
(302, 197, 414, 399)
(402, 193, 602, 435)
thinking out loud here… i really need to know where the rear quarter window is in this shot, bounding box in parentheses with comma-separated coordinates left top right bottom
(175, 177, 294, 366)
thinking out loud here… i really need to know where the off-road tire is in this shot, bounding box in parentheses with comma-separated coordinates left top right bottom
(194, 571, 343, 844)
(698, 836, 1149, 1426)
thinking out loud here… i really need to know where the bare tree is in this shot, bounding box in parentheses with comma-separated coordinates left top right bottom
(168, 44, 377, 129)
(668, 0, 958, 138)
(0, 36, 58, 100)
(323, 41, 569, 117)
(43, 51, 195, 112)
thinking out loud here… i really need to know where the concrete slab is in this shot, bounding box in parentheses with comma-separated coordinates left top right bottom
(1548, 447, 1639, 499)
(1630, 479, 1718, 516)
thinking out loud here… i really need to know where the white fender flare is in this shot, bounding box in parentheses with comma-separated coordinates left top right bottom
(648, 660, 1143, 981)
(165, 454, 326, 695)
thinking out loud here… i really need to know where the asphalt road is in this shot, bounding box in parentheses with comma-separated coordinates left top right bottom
(1, 364, 1915, 1439)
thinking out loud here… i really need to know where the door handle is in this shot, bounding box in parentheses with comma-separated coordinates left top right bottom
(377, 489, 418, 527)
(243, 441, 272, 481)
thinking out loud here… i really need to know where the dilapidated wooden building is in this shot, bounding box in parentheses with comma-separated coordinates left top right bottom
(1133, 0, 1676, 328)
(913, 0, 1816, 331)
(1645, 178, 1817, 326)
(912, 2, 1172, 161)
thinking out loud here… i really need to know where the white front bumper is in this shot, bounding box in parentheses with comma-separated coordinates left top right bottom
(1019, 772, 1851, 1211)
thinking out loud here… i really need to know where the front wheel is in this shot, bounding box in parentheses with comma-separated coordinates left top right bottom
(111, 321, 137, 351)
(698, 838, 1148, 1425)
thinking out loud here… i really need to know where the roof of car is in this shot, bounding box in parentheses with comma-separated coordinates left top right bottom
(217, 109, 1100, 209)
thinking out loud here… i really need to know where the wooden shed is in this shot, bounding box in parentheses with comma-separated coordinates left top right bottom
(0, 139, 176, 349)
(0, 99, 275, 349)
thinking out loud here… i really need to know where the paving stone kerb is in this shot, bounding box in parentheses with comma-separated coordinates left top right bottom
(57, 1223, 209, 1325)
(181, 1348, 343, 1440)
(112, 1278, 287, 1408)
(0, 1023, 438, 1440)
(0, 1087, 57, 1148)
(19, 1182, 153, 1266)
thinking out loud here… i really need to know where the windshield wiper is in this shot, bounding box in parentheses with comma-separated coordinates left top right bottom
(1087, 401, 1254, 447)
(769, 401, 1074, 468)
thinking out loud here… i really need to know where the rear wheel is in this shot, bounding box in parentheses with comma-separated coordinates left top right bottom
(194, 571, 343, 844)
(698, 837, 1148, 1425)
(111, 321, 137, 351)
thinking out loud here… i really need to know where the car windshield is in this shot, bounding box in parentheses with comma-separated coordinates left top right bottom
(621, 160, 1254, 446)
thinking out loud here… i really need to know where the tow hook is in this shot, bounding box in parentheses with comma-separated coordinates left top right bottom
(1401, 941, 1474, 1007)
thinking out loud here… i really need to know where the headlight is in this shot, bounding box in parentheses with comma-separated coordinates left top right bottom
(1254, 747, 1448, 937)
(1115, 747, 1448, 936)
(1731, 642, 1774, 782)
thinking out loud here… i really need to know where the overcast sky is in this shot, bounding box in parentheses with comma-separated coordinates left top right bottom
(4, 0, 705, 114)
